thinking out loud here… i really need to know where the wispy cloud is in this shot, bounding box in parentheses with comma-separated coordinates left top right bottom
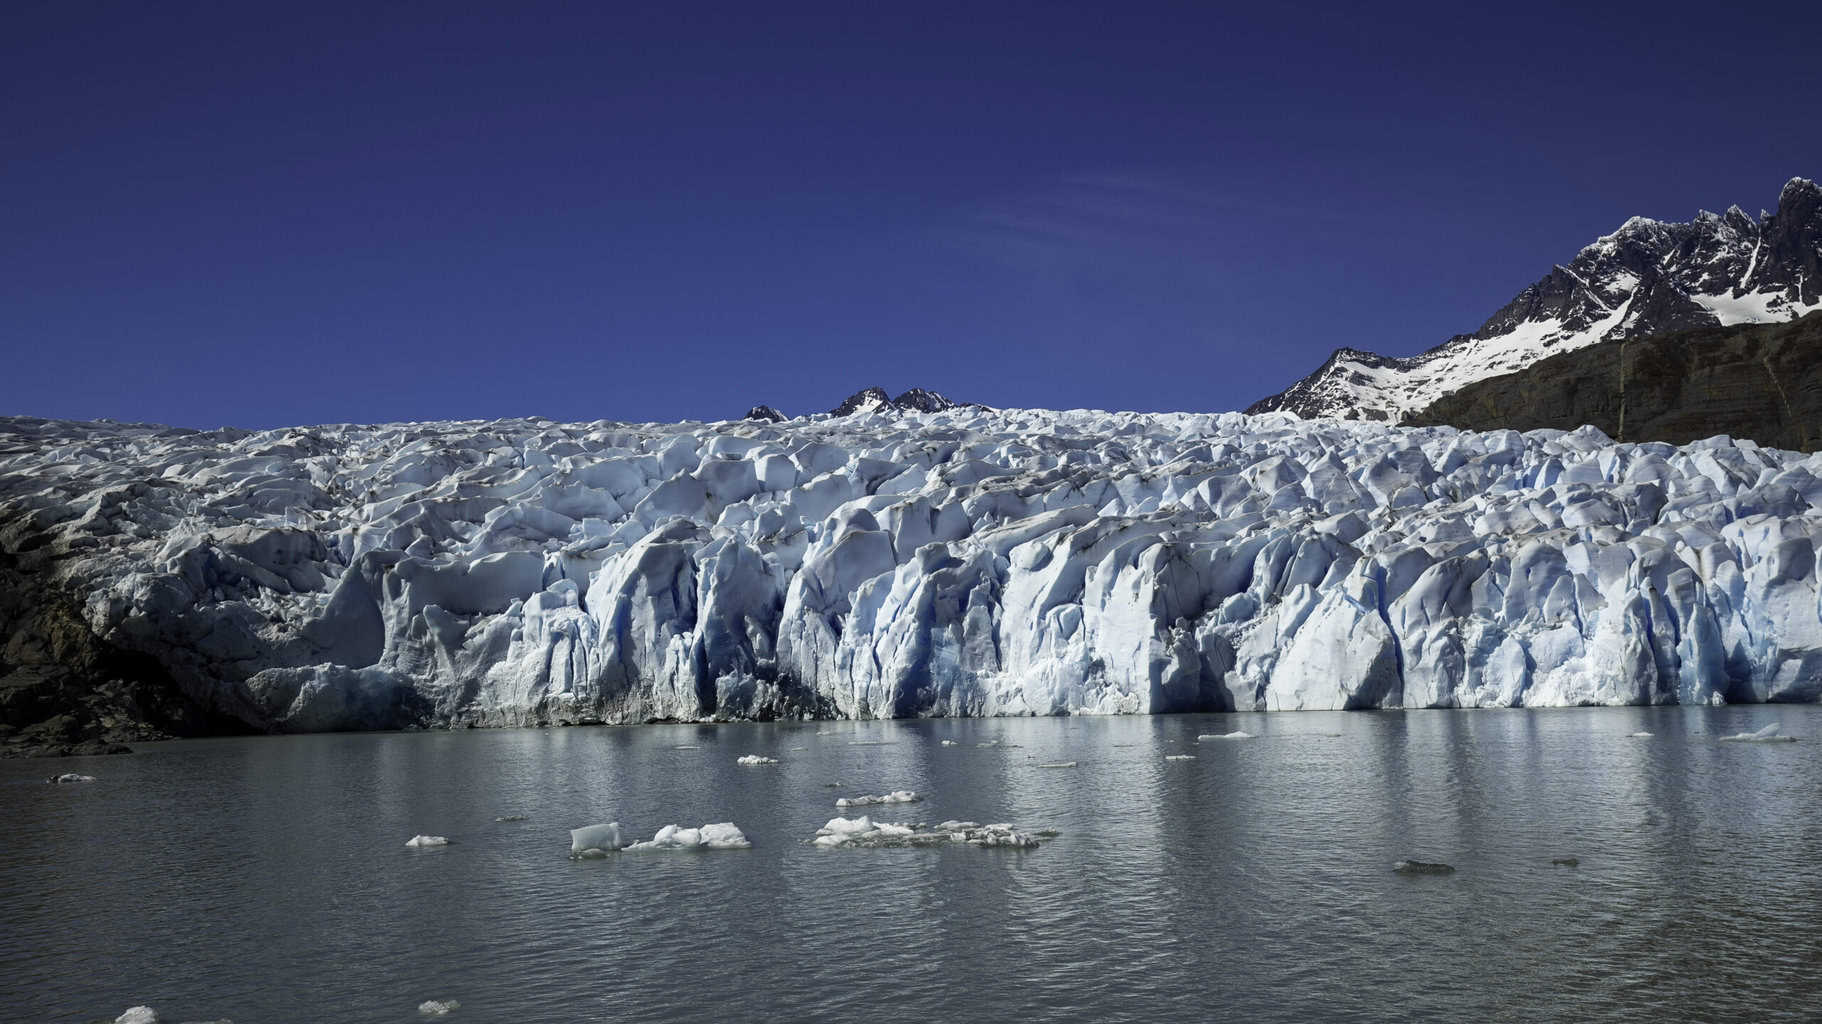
(953, 170, 1325, 261)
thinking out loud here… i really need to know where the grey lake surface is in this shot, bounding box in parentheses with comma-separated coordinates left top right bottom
(5, 708, 1822, 1023)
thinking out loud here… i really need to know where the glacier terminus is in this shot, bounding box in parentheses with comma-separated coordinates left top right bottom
(5, 403, 1822, 737)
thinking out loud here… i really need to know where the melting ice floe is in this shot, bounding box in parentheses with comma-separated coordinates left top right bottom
(405, 835, 450, 847)
(836, 790, 921, 807)
(115, 1008, 158, 1024)
(811, 816, 1048, 849)
(48, 773, 96, 783)
(568, 821, 750, 855)
(623, 823, 751, 851)
(940, 739, 960, 746)
(569, 823, 623, 856)
(418, 999, 460, 1015)
(1198, 731, 1254, 741)
(736, 754, 778, 765)
(1719, 723, 1798, 742)
(1628, 731, 1654, 737)
(1165, 754, 1197, 760)
(1036, 761, 1077, 768)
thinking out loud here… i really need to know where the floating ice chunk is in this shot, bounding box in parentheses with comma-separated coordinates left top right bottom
(494, 815, 528, 822)
(1036, 761, 1077, 768)
(623, 822, 752, 851)
(1719, 723, 1798, 742)
(49, 773, 96, 783)
(846, 741, 893, 746)
(1164, 754, 1197, 761)
(940, 740, 960, 746)
(405, 835, 450, 847)
(736, 754, 778, 765)
(836, 790, 921, 807)
(789, 746, 807, 751)
(1392, 860, 1456, 875)
(673, 744, 700, 749)
(1627, 731, 1653, 738)
(1197, 731, 1254, 741)
(418, 998, 460, 1015)
(569, 822, 624, 856)
(812, 816, 1046, 849)
(116, 1008, 158, 1024)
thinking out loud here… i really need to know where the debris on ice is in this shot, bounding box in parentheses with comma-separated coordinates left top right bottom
(811, 816, 1046, 849)
(837, 790, 921, 807)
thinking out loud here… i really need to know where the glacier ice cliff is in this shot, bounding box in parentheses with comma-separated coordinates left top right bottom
(5, 405, 1822, 735)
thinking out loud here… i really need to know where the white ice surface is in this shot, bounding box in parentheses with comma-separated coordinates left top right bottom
(10, 403, 1822, 727)
(836, 790, 920, 807)
(623, 823, 751, 851)
(569, 822, 623, 855)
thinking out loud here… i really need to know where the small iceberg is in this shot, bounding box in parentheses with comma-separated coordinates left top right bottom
(1720, 723, 1798, 743)
(672, 744, 700, 749)
(405, 835, 450, 848)
(1392, 860, 1456, 875)
(418, 998, 460, 1015)
(569, 822, 624, 857)
(837, 790, 921, 808)
(624, 823, 751, 851)
(940, 739, 960, 747)
(736, 754, 779, 765)
(1197, 731, 1253, 741)
(49, 773, 96, 783)
(1628, 731, 1653, 738)
(116, 1008, 159, 1024)
(811, 816, 1047, 849)
(1164, 754, 1197, 761)
(1036, 761, 1077, 768)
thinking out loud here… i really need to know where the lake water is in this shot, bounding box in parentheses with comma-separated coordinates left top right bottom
(5, 707, 1822, 1023)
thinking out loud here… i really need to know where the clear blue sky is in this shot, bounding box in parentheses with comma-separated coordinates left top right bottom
(5, 0, 1819, 428)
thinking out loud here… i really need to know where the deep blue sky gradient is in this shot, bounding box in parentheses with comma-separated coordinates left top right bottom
(5, 0, 1820, 428)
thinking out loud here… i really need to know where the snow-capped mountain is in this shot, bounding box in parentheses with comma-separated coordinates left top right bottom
(742, 387, 979, 422)
(1250, 177, 1822, 422)
(6, 406, 1822, 747)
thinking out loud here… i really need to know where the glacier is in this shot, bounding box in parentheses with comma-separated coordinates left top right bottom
(5, 403, 1822, 734)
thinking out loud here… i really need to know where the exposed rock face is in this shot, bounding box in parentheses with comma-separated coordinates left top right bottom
(1252, 178, 1822, 423)
(1409, 312, 1822, 451)
(744, 405, 786, 423)
(823, 387, 979, 418)
(828, 387, 896, 417)
(6, 407, 1822, 737)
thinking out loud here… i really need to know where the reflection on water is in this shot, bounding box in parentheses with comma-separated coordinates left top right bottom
(4, 706, 1822, 1023)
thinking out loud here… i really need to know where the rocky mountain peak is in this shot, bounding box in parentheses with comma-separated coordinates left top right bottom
(1250, 177, 1822, 422)
(739, 388, 981, 422)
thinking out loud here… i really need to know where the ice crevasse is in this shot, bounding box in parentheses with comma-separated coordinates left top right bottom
(7, 405, 1822, 730)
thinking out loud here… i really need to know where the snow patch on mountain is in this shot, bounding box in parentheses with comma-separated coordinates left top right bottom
(1252, 177, 1822, 422)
